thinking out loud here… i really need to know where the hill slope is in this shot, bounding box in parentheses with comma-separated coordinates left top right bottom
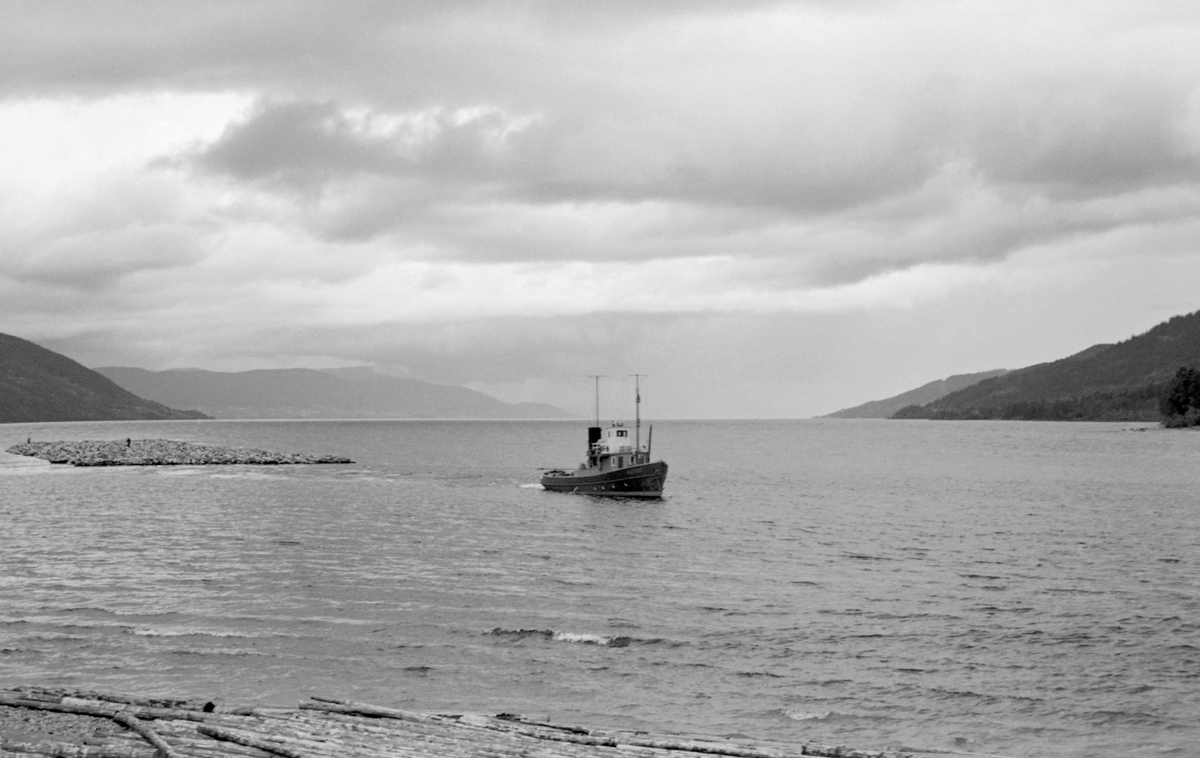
(825, 369, 1008, 418)
(97, 366, 571, 420)
(0, 333, 209, 423)
(894, 310, 1200, 421)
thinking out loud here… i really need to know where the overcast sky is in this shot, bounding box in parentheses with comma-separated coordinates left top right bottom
(4, 1, 1200, 418)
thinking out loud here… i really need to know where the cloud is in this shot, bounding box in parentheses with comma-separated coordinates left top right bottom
(144, 2, 1200, 281)
(9, 225, 205, 290)
(968, 76, 1200, 193)
(7, 2, 1200, 415)
(193, 101, 400, 186)
(191, 99, 544, 193)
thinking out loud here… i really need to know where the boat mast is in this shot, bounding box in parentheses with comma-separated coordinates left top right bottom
(629, 374, 646, 456)
(588, 375, 605, 426)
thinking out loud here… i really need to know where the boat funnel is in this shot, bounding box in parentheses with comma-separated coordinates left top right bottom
(588, 426, 602, 445)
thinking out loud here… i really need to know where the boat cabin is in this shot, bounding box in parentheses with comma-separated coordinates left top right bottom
(585, 424, 649, 471)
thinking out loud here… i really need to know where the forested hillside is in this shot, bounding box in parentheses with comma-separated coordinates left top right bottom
(826, 369, 1008, 418)
(0, 333, 209, 423)
(893, 311, 1200, 421)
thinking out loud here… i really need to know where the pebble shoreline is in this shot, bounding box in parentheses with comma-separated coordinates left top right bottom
(5, 439, 353, 466)
(0, 687, 930, 758)
(0, 704, 112, 744)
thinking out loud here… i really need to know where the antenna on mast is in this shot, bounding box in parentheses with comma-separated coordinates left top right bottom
(628, 374, 647, 455)
(587, 375, 606, 426)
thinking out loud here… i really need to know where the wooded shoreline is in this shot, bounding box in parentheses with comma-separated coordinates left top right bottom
(0, 687, 961, 758)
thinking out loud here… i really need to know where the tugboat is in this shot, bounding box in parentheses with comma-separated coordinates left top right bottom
(540, 375, 668, 498)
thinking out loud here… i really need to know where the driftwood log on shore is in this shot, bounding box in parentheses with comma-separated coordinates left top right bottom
(0, 687, 950, 758)
(4, 440, 352, 467)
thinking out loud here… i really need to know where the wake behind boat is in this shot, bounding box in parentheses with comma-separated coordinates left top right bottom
(541, 376, 668, 498)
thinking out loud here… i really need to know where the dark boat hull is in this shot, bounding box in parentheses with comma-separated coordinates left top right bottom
(541, 460, 668, 498)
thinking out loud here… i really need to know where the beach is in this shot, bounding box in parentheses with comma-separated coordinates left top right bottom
(0, 687, 930, 758)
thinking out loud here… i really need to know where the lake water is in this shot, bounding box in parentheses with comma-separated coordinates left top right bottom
(1, 419, 1197, 757)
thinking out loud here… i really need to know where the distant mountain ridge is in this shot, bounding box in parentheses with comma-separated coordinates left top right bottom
(0, 333, 208, 423)
(97, 366, 571, 420)
(825, 369, 1008, 418)
(893, 310, 1200, 421)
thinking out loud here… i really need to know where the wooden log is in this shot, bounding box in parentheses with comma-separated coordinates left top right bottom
(282, 709, 726, 758)
(129, 735, 268, 758)
(492, 714, 592, 735)
(301, 700, 627, 751)
(463, 719, 620, 748)
(62, 695, 191, 711)
(226, 717, 437, 758)
(0, 741, 152, 758)
(254, 712, 574, 758)
(1, 691, 63, 704)
(0, 696, 210, 726)
(143, 736, 266, 758)
(195, 726, 304, 758)
(298, 707, 593, 753)
(91, 724, 262, 758)
(260, 713, 446, 752)
(61, 701, 200, 719)
(299, 700, 432, 723)
(5, 688, 917, 758)
(110, 714, 179, 758)
(293, 703, 809, 758)
(617, 736, 787, 757)
(798, 745, 907, 758)
(0, 697, 116, 720)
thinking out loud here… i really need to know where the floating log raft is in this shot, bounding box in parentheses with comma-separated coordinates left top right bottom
(0, 688, 937, 758)
(4, 440, 352, 467)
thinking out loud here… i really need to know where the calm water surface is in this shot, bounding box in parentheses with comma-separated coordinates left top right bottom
(1, 419, 1197, 757)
